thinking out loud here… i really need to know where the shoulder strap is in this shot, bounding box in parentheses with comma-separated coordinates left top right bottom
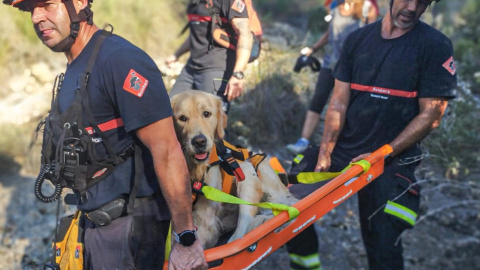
(78, 26, 120, 163)
(207, 0, 224, 50)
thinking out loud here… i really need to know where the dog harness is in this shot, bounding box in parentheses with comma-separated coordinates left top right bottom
(190, 140, 269, 201)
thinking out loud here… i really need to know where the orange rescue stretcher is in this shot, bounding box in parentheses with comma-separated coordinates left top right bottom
(164, 144, 392, 269)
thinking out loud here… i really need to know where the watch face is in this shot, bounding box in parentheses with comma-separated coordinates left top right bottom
(179, 231, 196, 247)
(233, 71, 244, 80)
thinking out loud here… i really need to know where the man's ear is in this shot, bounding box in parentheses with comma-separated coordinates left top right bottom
(216, 98, 225, 139)
(75, 0, 88, 11)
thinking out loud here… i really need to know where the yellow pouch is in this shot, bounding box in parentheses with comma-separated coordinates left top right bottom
(54, 210, 84, 270)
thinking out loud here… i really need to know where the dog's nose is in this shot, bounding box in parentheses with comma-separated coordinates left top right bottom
(191, 134, 207, 149)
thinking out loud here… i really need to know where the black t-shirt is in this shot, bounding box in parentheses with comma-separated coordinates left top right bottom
(186, 0, 248, 71)
(332, 20, 457, 165)
(59, 31, 172, 215)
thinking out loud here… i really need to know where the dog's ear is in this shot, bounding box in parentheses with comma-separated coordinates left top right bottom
(216, 98, 226, 139)
(170, 94, 178, 111)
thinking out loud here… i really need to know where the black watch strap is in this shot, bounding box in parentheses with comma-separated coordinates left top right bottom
(173, 226, 197, 247)
(232, 71, 244, 80)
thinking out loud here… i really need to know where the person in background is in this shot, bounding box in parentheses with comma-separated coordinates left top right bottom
(166, 0, 252, 113)
(9, 0, 207, 269)
(287, 0, 378, 155)
(288, 0, 456, 269)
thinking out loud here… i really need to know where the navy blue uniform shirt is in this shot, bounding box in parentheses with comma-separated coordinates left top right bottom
(59, 30, 172, 215)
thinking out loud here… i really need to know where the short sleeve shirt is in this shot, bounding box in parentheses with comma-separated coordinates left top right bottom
(332, 21, 457, 163)
(59, 31, 172, 215)
(186, 0, 248, 71)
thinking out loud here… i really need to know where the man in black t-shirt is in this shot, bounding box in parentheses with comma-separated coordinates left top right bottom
(287, 0, 456, 269)
(10, 0, 207, 269)
(166, 0, 252, 113)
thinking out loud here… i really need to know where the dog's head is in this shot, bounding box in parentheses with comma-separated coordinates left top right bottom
(171, 90, 227, 165)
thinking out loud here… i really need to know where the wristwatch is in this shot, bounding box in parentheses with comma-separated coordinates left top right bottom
(173, 227, 197, 247)
(232, 71, 245, 80)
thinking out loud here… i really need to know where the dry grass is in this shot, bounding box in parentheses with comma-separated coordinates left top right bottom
(0, 0, 187, 95)
(228, 47, 318, 152)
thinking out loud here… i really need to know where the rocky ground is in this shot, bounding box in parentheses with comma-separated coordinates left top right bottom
(0, 154, 479, 270)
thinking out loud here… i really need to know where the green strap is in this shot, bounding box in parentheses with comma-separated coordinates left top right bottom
(165, 222, 172, 261)
(201, 185, 300, 221)
(296, 159, 371, 184)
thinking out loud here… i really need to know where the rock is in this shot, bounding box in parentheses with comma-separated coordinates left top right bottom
(30, 62, 54, 84)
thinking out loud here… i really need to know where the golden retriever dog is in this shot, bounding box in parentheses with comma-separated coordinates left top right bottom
(171, 90, 298, 248)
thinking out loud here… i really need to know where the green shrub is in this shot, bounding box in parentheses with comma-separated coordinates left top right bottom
(452, 0, 480, 94)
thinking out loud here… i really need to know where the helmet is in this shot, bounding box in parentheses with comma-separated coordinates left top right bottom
(293, 55, 322, 73)
(11, 0, 93, 11)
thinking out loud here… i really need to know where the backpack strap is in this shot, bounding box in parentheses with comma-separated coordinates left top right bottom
(207, 0, 221, 51)
(78, 26, 121, 164)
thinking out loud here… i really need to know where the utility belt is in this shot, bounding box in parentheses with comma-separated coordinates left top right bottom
(84, 195, 154, 227)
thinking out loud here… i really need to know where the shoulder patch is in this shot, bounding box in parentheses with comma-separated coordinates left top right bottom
(231, 0, 245, 13)
(442, 56, 456, 76)
(123, 69, 149, 98)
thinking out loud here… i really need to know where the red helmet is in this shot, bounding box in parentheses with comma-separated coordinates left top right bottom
(10, 0, 93, 11)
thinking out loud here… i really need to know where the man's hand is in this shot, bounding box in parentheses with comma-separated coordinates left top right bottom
(169, 241, 208, 270)
(315, 148, 331, 172)
(351, 153, 371, 163)
(165, 55, 178, 68)
(301, 47, 313, 56)
(225, 76, 244, 101)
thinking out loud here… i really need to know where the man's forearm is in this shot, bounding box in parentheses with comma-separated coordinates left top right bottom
(174, 37, 191, 59)
(320, 101, 345, 156)
(136, 119, 195, 233)
(232, 18, 252, 72)
(320, 80, 351, 155)
(312, 31, 329, 52)
(153, 145, 194, 232)
(389, 98, 448, 157)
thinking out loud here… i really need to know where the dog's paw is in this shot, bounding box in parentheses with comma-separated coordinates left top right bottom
(250, 214, 271, 229)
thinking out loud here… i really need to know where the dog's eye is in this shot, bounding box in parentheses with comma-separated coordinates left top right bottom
(203, 111, 212, 118)
(179, 115, 188, 122)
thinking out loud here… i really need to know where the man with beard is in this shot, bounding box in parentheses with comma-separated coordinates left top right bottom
(287, 0, 456, 269)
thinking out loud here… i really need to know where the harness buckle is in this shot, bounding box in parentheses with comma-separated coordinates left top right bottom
(192, 181, 205, 195)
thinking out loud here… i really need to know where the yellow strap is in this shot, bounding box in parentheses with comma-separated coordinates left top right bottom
(201, 185, 300, 221)
(296, 159, 371, 184)
(165, 222, 172, 261)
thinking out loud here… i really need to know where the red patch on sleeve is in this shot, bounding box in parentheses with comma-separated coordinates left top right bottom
(442, 56, 456, 75)
(123, 69, 149, 98)
(231, 0, 245, 13)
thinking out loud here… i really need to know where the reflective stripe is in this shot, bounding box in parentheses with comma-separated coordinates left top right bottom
(384, 200, 417, 226)
(293, 154, 304, 164)
(289, 253, 322, 269)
